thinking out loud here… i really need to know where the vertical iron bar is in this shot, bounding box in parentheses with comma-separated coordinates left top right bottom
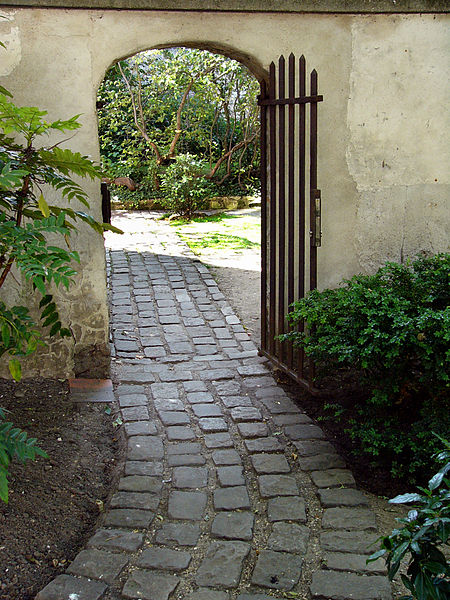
(277, 56, 286, 362)
(298, 55, 306, 378)
(309, 69, 319, 386)
(259, 80, 268, 352)
(310, 69, 318, 292)
(287, 53, 295, 370)
(268, 62, 277, 356)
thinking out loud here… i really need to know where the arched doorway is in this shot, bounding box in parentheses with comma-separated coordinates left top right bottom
(97, 44, 322, 389)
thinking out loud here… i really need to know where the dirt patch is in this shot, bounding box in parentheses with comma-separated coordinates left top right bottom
(0, 378, 122, 600)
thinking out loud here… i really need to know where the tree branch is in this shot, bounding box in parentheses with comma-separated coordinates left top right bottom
(118, 61, 163, 164)
(205, 133, 257, 180)
(167, 78, 194, 160)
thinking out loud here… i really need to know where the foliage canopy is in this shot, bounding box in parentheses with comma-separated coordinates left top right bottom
(97, 47, 260, 211)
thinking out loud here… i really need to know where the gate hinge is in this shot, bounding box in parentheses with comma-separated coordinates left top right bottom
(310, 189, 322, 247)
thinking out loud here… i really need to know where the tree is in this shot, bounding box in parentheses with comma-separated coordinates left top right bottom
(97, 47, 260, 203)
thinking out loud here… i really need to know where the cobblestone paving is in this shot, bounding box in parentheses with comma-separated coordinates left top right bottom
(37, 213, 392, 600)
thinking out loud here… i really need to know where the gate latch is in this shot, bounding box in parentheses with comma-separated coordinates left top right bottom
(310, 189, 322, 247)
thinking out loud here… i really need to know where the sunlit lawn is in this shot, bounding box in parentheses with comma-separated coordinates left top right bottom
(169, 210, 261, 254)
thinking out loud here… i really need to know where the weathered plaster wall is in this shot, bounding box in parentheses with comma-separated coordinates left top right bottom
(0, 8, 448, 377)
(347, 15, 450, 271)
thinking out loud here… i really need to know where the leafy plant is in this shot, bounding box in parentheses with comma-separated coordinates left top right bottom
(0, 91, 120, 379)
(368, 437, 450, 599)
(0, 406, 48, 503)
(281, 254, 450, 481)
(316, 402, 346, 423)
(160, 153, 213, 218)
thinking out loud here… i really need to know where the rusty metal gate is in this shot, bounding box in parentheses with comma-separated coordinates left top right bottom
(258, 54, 323, 389)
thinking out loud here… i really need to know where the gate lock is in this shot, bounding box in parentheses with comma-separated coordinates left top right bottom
(310, 189, 322, 247)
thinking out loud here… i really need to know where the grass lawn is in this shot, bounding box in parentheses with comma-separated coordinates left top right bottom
(169, 209, 261, 255)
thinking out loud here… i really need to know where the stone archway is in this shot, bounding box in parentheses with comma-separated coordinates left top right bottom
(0, 7, 447, 379)
(95, 41, 266, 376)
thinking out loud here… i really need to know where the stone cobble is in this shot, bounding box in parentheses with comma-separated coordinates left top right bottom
(37, 214, 391, 600)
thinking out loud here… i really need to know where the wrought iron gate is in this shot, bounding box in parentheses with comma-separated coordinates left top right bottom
(258, 54, 323, 389)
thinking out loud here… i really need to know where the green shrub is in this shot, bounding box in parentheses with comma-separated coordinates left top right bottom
(282, 254, 450, 481)
(160, 153, 214, 218)
(369, 437, 449, 599)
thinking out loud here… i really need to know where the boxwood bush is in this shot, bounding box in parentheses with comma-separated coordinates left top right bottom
(282, 254, 450, 482)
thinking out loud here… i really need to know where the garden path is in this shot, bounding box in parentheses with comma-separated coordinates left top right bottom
(37, 212, 392, 600)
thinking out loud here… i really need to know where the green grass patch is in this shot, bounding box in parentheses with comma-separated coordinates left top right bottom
(169, 212, 237, 226)
(179, 232, 259, 251)
(171, 209, 261, 254)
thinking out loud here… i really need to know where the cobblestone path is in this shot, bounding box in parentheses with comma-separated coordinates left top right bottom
(37, 213, 392, 600)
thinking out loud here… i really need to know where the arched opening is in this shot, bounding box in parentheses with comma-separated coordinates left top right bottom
(99, 45, 264, 363)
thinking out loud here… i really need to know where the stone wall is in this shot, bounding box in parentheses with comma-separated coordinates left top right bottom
(0, 7, 448, 378)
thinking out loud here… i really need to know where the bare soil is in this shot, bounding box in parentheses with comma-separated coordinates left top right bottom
(0, 378, 122, 600)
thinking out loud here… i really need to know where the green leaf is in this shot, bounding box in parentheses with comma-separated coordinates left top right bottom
(367, 549, 386, 563)
(49, 321, 61, 337)
(8, 359, 22, 382)
(33, 276, 47, 295)
(0, 85, 13, 98)
(389, 493, 423, 504)
(38, 194, 50, 218)
(1, 323, 10, 347)
(40, 302, 57, 319)
(429, 472, 444, 491)
(0, 471, 8, 503)
(42, 312, 58, 328)
(39, 294, 53, 308)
